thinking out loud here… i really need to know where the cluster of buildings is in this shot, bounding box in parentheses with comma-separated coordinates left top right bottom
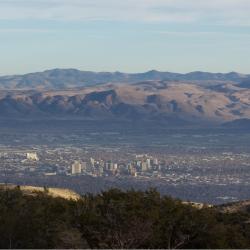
(1, 146, 250, 187)
(0, 147, 162, 178)
(69, 155, 161, 177)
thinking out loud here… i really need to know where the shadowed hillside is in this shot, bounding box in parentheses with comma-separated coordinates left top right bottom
(0, 79, 250, 125)
(0, 187, 250, 249)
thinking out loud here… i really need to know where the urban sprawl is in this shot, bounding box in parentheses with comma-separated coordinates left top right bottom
(1, 145, 250, 187)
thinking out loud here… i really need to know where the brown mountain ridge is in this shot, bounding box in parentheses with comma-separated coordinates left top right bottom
(0, 69, 250, 126)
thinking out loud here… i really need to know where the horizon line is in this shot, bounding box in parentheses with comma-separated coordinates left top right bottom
(0, 67, 249, 77)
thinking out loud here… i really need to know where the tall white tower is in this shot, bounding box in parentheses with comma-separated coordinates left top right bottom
(71, 161, 82, 175)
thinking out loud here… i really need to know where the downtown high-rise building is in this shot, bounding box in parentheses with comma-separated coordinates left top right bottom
(71, 161, 82, 175)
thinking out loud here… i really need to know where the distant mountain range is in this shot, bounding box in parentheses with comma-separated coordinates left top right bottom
(0, 68, 249, 90)
(0, 68, 250, 126)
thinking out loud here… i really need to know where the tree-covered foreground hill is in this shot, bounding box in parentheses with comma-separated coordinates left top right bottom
(0, 187, 250, 249)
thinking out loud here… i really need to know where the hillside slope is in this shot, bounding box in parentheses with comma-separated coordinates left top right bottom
(0, 184, 80, 200)
(0, 80, 250, 124)
(0, 187, 250, 249)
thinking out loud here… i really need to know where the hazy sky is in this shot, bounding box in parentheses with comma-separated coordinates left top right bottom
(0, 0, 250, 75)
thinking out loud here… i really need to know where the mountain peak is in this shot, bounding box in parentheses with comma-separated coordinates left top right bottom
(0, 69, 248, 91)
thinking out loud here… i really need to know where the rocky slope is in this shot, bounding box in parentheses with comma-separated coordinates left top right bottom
(0, 184, 80, 200)
(0, 80, 250, 125)
(217, 200, 250, 213)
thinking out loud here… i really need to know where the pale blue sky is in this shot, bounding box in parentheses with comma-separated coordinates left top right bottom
(0, 0, 250, 75)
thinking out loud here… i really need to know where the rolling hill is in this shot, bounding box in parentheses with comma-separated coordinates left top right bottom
(0, 69, 250, 126)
